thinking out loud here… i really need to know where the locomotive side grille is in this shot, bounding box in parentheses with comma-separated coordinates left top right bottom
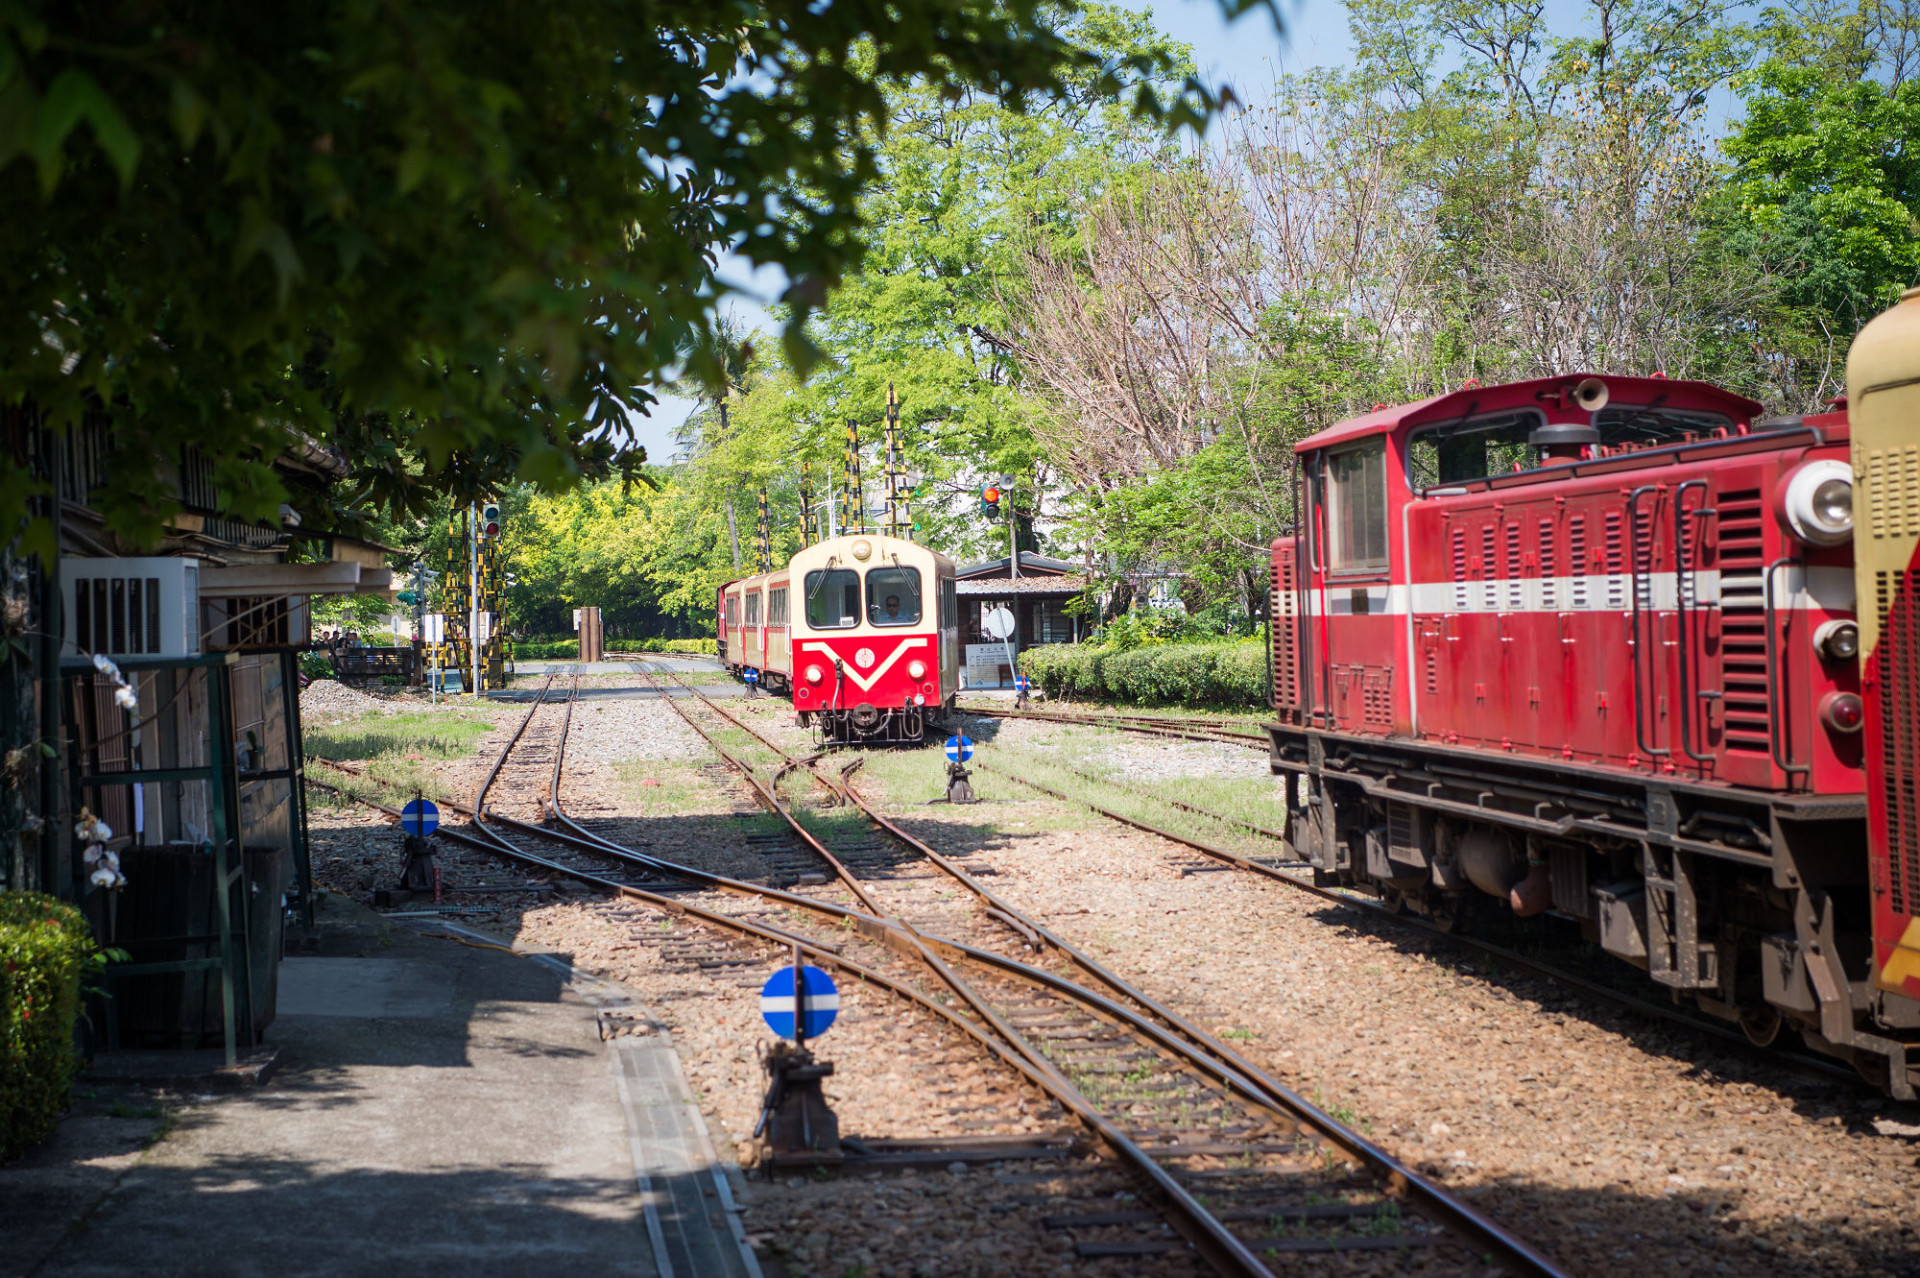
(1480, 524, 1495, 580)
(1866, 445, 1920, 540)
(1272, 546, 1300, 718)
(1716, 489, 1771, 754)
(1539, 517, 1556, 609)
(1876, 569, 1920, 917)
(1505, 521, 1523, 610)
(1605, 510, 1625, 608)
(1570, 516, 1589, 608)
(1362, 667, 1394, 726)
(1452, 528, 1468, 609)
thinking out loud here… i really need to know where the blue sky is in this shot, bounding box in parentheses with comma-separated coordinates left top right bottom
(631, 0, 1338, 465)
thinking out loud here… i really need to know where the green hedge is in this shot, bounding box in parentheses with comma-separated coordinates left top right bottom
(1020, 640, 1268, 708)
(1, 893, 94, 1160)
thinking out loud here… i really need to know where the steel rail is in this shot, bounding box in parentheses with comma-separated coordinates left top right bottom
(316, 676, 1570, 1273)
(625, 671, 1284, 1276)
(975, 760, 1862, 1088)
(986, 745, 1295, 845)
(960, 703, 1269, 750)
(641, 665, 1570, 1278)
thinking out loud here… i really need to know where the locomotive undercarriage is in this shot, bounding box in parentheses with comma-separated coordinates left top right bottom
(802, 699, 949, 747)
(1269, 723, 1920, 1099)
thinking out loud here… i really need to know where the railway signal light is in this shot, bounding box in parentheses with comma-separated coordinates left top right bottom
(481, 503, 502, 538)
(980, 485, 1002, 519)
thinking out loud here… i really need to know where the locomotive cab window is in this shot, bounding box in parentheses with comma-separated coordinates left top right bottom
(768, 587, 788, 626)
(939, 576, 957, 630)
(867, 566, 922, 626)
(805, 568, 861, 629)
(1322, 441, 1390, 573)
(1407, 411, 1543, 489)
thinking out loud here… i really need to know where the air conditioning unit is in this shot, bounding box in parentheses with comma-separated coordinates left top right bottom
(61, 557, 201, 659)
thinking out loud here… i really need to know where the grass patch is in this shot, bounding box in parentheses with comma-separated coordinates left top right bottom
(306, 711, 495, 763)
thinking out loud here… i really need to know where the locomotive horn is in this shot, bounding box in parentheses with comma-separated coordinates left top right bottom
(1572, 377, 1610, 412)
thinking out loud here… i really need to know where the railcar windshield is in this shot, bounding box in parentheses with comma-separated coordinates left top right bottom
(805, 568, 861, 629)
(867, 566, 922, 626)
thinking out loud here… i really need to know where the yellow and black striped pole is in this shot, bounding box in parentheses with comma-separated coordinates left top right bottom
(843, 420, 864, 536)
(755, 487, 773, 573)
(884, 383, 910, 540)
(798, 460, 815, 546)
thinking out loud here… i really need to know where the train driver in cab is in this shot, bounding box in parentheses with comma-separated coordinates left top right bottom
(873, 593, 903, 624)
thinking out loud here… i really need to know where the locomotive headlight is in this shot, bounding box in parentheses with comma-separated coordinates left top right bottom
(1814, 619, 1860, 662)
(908, 660, 927, 679)
(805, 664, 825, 684)
(1781, 459, 1854, 545)
(1820, 691, 1865, 733)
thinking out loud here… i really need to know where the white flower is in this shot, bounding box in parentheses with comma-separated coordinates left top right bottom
(89, 866, 121, 889)
(100, 849, 120, 871)
(113, 685, 139, 712)
(83, 843, 103, 866)
(74, 810, 111, 844)
(91, 653, 119, 678)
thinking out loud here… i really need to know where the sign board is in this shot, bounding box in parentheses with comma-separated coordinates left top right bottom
(760, 964, 839, 1040)
(400, 798, 440, 837)
(476, 611, 494, 643)
(945, 734, 973, 763)
(1014, 674, 1030, 694)
(572, 608, 582, 632)
(983, 606, 1016, 640)
(424, 613, 446, 643)
(744, 667, 759, 684)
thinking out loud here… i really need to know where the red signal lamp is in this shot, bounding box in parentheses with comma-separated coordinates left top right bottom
(981, 486, 1000, 504)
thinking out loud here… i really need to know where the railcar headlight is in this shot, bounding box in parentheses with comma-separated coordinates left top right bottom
(908, 660, 927, 679)
(1820, 691, 1865, 734)
(1781, 460, 1854, 545)
(805, 664, 825, 684)
(1815, 619, 1860, 662)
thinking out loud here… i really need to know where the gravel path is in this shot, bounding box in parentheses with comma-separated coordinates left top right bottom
(304, 680, 1920, 1277)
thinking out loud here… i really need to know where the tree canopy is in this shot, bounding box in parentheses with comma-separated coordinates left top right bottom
(0, 0, 1261, 554)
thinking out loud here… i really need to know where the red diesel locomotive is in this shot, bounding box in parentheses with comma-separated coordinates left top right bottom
(1268, 294, 1920, 1096)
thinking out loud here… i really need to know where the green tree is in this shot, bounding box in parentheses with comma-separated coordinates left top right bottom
(0, 0, 1256, 555)
(1721, 59, 1920, 332)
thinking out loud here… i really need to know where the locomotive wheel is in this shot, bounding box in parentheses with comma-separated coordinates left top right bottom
(1428, 895, 1463, 934)
(1380, 886, 1409, 916)
(1740, 1006, 1783, 1048)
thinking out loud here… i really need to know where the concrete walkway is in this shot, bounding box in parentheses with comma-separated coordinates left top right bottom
(4, 892, 758, 1278)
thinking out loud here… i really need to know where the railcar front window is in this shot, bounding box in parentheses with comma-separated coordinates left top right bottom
(805, 569, 861, 629)
(1324, 442, 1389, 572)
(866, 567, 922, 626)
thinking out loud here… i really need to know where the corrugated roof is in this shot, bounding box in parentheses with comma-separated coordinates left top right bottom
(955, 550, 1080, 579)
(957, 576, 1086, 596)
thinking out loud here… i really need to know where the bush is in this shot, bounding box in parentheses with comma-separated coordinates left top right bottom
(1020, 640, 1267, 708)
(299, 651, 334, 682)
(1, 892, 94, 1160)
(661, 638, 716, 654)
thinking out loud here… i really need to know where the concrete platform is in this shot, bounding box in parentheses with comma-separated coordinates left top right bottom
(3, 892, 760, 1278)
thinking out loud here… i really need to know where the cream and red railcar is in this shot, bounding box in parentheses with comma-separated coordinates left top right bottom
(718, 569, 793, 691)
(1268, 298, 1920, 1096)
(788, 532, 958, 743)
(718, 532, 958, 743)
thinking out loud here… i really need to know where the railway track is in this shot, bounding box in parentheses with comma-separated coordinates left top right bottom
(312, 671, 1568, 1277)
(961, 740, 1865, 1090)
(957, 702, 1270, 750)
